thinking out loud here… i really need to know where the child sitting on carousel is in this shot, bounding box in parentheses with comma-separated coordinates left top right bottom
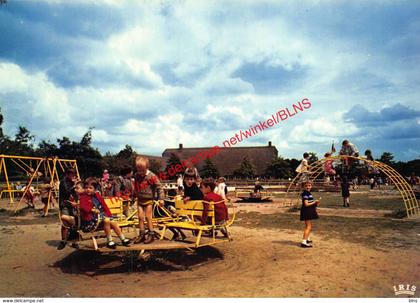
(79, 177, 130, 249)
(199, 178, 229, 237)
(57, 180, 84, 250)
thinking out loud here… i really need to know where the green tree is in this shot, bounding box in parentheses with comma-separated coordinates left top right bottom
(233, 156, 255, 179)
(15, 126, 34, 146)
(379, 152, 395, 165)
(200, 158, 220, 178)
(285, 158, 300, 175)
(166, 153, 182, 180)
(149, 159, 163, 173)
(265, 157, 291, 179)
(0, 107, 4, 139)
(117, 145, 134, 159)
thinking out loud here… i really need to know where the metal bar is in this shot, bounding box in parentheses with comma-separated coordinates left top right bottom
(14, 159, 44, 213)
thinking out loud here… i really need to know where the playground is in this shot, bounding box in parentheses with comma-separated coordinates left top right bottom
(0, 185, 419, 297)
(0, 153, 418, 297)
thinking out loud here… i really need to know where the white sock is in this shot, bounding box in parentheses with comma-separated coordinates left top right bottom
(119, 234, 126, 241)
(302, 239, 308, 244)
(107, 235, 113, 242)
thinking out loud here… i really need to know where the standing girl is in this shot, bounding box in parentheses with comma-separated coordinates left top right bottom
(341, 176, 350, 207)
(300, 181, 320, 248)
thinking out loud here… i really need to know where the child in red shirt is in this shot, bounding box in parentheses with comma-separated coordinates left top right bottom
(79, 177, 130, 249)
(200, 178, 228, 225)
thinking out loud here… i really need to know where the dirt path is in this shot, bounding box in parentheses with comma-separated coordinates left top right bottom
(0, 212, 418, 297)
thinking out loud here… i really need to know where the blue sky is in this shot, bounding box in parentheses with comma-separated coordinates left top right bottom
(0, 0, 419, 161)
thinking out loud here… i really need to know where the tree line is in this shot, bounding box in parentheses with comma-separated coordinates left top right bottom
(0, 108, 418, 180)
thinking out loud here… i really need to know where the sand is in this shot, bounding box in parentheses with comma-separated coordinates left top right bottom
(0, 199, 419, 298)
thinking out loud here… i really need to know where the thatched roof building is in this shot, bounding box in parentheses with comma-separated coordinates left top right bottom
(162, 142, 278, 176)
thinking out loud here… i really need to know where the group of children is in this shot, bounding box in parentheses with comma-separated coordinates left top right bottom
(57, 156, 229, 250)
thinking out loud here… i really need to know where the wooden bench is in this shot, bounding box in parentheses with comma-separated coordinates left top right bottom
(160, 199, 231, 247)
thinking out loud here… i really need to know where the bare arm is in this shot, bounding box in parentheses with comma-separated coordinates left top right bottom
(303, 199, 320, 207)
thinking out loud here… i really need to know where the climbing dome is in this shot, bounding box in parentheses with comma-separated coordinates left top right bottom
(286, 155, 419, 217)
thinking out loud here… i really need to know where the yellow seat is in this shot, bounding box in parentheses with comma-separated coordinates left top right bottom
(160, 198, 231, 247)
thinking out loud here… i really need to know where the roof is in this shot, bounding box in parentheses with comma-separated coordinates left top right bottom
(162, 143, 278, 176)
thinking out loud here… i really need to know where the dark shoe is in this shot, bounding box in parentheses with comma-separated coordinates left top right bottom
(307, 239, 313, 243)
(106, 241, 117, 249)
(144, 233, 155, 244)
(57, 241, 66, 250)
(220, 227, 228, 238)
(172, 232, 180, 241)
(133, 233, 146, 244)
(300, 242, 313, 248)
(121, 238, 130, 247)
(346, 203, 350, 207)
(173, 231, 187, 241)
(71, 242, 79, 249)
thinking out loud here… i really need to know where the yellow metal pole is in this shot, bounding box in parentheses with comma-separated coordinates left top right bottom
(14, 159, 44, 213)
(10, 159, 30, 175)
(45, 158, 57, 217)
(2, 157, 14, 206)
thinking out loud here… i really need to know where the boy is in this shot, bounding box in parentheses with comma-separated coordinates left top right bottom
(38, 177, 52, 217)
(113, 166, 134, 216)
(200, 178, 228, 237)
(133, 156, 164, 244)
(296, 153, 310, 182)
(57, 168, 77, 250)
(183, 168, 204, 201)
(57, 181, 84, 250)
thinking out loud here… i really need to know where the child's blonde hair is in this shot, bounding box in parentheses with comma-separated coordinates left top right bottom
(302, 180, 312, 187)
(135, 156, 149, 168)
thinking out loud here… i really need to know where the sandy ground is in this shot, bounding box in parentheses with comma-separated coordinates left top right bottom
(0, 197, 419, 298)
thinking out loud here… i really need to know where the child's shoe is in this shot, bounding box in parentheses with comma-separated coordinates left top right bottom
(220, 227, 229, 238)
(144, 232, 155, 244)
(134, 233, 146, 244)
(107, 241, 117, 249)
(57, 241, 66, 250)
(300, 240, 312, 248)
(121, 238, 130, 247)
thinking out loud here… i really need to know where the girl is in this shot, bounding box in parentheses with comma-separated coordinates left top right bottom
(323, 152, 336, 179)
(341, 176, 350, 207)
(79, 177, 130, 249)
(300, 181, 320, 248)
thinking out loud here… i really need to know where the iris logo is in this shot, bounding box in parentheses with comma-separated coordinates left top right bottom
(393, 284, 416, 296)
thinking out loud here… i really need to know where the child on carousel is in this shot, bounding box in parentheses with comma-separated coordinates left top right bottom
(79, 177, 130, 249)
(133, 156, 164, 244)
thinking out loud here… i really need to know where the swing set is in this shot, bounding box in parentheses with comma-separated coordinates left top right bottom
(0, 154, 79, 215)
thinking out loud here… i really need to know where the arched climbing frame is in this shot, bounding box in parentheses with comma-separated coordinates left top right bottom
(286, 155, 419, 217)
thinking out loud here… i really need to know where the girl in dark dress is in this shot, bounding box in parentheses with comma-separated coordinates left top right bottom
(341, 176, 350, 207)
(300, 181, 320, 248)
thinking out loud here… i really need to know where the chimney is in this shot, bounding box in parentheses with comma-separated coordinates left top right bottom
(179, 143, 183, 149)
(268, 141, 272, 147)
